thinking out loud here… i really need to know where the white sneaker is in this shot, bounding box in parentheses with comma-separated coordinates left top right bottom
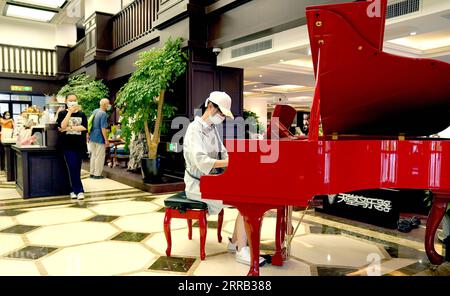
(235, 246, 266, 266)
(227, 238, 237, 253)
(77, 193, 85, 200)
(70, 192, 77, 199)
(438, 231, 448, 242)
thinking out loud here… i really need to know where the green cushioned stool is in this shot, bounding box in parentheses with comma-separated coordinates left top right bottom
(163, 192, 224, 260)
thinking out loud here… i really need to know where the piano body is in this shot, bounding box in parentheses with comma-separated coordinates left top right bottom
(201, 0, 450, 276)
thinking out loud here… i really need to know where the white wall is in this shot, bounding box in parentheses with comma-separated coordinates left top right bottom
(244, 97, 268, 128)
(0, 16, 77, 49)
(85, 0, 122, 18)
(56, 24, 77, 47)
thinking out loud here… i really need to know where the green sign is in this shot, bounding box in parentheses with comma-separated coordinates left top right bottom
(11, 85, 33, 92)
(167, 142, 180, 153)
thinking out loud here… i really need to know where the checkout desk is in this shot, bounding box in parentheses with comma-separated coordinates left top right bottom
(2, 139, 17, 182)
(13, 145, 71, 198)
(0, 141, 4, 171)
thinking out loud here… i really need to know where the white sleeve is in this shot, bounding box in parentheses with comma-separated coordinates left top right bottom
(188, 129, 216, 175)
(220, 139, 228, 160)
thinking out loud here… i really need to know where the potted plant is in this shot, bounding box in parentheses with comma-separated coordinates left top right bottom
(57, 74, 109, 116)
(243, 109, 266, 139)
(116, 38, 187, 183)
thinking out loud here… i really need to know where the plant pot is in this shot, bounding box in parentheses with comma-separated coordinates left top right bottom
(141, 157, 162, 183)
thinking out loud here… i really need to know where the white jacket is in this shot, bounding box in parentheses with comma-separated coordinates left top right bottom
(183, 116, 228, 215)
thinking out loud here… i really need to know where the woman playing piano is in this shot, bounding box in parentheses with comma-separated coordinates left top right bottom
(183, 91, 266, 266)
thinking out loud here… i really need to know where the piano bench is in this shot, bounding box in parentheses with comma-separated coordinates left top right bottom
(163, 192, 224, 260)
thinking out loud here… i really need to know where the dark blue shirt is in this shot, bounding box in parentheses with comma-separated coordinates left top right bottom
(90, 109, 108, 144)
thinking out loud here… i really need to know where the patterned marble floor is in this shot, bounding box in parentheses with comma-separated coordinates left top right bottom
(0, 171, 447, 276)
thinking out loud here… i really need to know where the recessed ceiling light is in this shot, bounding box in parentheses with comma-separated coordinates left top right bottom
(12, 0, 66, 9)
(279, 59, 284, 62)
(388, 29, 450, 51)
(279, 58, 314, 68)
(6, 4, 56, 22)
(254, 85, 258, 88)
(256, 84, 306, 93)
(258, 75, 263, 78)
(410, 32, 417, 36)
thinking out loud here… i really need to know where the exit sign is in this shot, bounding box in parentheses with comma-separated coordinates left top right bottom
(167, 142, 181, 153)
(11, 85, 32, 92)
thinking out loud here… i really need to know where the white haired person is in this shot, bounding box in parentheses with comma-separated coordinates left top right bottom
(89, 98, 112, 179)
(183, 91, 266, 266)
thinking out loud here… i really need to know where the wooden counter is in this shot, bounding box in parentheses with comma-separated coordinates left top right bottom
(3, 142, 16, 182)
(13, 145, 71, 198)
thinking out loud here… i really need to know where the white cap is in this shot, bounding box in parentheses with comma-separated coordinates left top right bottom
(205, 91, 234, 119)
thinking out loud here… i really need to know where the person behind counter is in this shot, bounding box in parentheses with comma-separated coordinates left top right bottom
(0, 111, 15, 140)
(1, 112, 14, 129)
(57, 93, 88, 201)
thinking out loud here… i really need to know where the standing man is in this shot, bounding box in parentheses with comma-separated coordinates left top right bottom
(89, 98, 111, 179)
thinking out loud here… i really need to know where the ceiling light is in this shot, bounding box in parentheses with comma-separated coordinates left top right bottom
(388, 29, 450, 51)
(12, 0, 66, 9)
(254, 85, 258, 88)
(279, 59, 284, 62)
(244, 80, 259, 86)
(288, 96, 313, 102)
(280, 58, 314, 68)
(6, 4, 56, 22)
(259, 75, 263, 78)
(257, 84, 306, 93)
(410, 32, 417, 36)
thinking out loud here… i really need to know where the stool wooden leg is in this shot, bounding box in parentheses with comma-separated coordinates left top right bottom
(199, 211, 207, 260)
(187, 219, 193, 240)
(217, 210, 224, 243)
(164, 209, 172, 257)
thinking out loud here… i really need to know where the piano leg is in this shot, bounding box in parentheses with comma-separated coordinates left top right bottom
(232, 202, 274, 276)
(425, 192, 450, 265)
(272, 207, 286, 266)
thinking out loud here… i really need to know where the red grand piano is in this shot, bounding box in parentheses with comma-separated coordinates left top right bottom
(201, 0, 450, 276)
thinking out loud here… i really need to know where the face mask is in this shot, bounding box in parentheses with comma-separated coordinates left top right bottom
(107, 105, 112, 111)
(67, 101, 78, 108)
(209, 113, 225, 125)
(5, 115, 10, 119)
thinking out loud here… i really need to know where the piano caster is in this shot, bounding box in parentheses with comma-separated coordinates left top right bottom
(271, 247, 287, 266)
(271, 256, 283, 266)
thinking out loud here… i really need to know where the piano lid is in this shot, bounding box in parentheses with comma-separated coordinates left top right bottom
(306, 0, 387, 77)
(265, 105, 298, 140)
(305, 0, 450, 137)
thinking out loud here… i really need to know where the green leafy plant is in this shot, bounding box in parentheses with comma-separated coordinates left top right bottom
(243, 109, 266, 136)
(57, 74, 109, 116)
(116, 38, 187, 159)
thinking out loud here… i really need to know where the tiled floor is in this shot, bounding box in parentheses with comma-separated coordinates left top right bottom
(0, 171, 447, 276)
